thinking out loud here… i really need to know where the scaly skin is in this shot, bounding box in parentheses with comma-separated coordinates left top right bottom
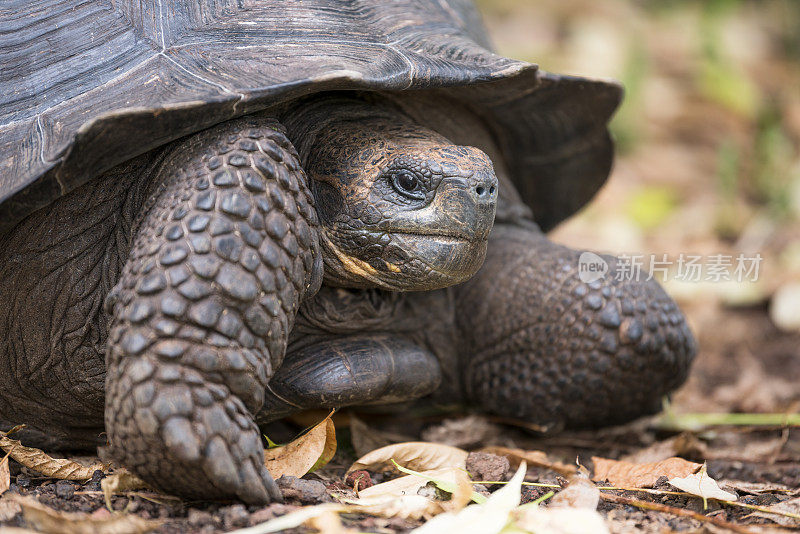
(0, 93, 695, 504)
(104, 116, 322, 503)
(257, 333, 442, 424)
(454, 223, 696, 428)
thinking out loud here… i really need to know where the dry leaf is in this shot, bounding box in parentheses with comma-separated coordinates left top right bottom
(0, 495, 22, 521)
(668, 463, 737, 506)
(357, 467, 461, 500)
(410, 463, 527, 534)
(592, 456, 702, 488)
(347, 442, 468, 475)
(0, 451, 10, 495)
(479, 446, 576, 476)
(0, 432, 106, 481)
(349, 414, 393, 458)
(346, 494, 444, 520)
(228, 503, 346, 534)
(101, 470, 149, 510)
(14, 495, 159, 534)
(449, 469, 474, 512)
(745, 497, 800, 527)
(550, 470, 600, 510)
(264, 412, 336, 479)
(620, 434, 706, 464)
(419, 415, 500, 449)
(513, 506, 610, 534)
(346, 464, 475, 521)
(306, 509, 353, 534)
(721, 479, 799, 496)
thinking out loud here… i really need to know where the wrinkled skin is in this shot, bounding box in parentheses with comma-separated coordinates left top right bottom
(0, 93, 695, 503)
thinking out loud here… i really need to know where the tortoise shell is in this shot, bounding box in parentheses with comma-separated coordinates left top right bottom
(0, 0, 621, 235)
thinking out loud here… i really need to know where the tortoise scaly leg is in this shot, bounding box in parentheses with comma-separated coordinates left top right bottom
(455, 224, 695, 429)
(256, 334, 441, 423)
(104, 117, 322, 503)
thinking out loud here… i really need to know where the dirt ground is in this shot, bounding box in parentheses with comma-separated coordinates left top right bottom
(2, 1, 799, 533)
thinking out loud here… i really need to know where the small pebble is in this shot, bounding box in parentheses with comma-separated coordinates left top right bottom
(276, 476, 328, 503)
(83, 469, 106, 491)
(520, 485, 547, 504)
(466, 452, 510, 484)
(187, 509, 214, 527)
(344, 470, 374, 491)
(222, 504, 250, 529)
(55, 480, 76, 499)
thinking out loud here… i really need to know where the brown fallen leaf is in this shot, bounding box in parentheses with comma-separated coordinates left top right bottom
(550, 469, 600, 510)
(419, 415, 501, 449)
(346, 494, 445, 521)
(479, 446, 576, 477)
(101, 469, 150, 510)
(347, 442, 468, 475)
(349, 414, 392, 458)
(0, 431, 106, 481)
(13, 495, 159, 534)
(306, 509, 354, 534)
(592, 456, 702, 488)
(745, 497, 800, 527)
(449, 468, 474, 513)
(409, 463, 527, 534)
(0, 450, 10, 495)
(356, 467, 462, 501)
(264, 411, 337, 479)
(620, 433, 706, 464)
(721, 479, 800, 496)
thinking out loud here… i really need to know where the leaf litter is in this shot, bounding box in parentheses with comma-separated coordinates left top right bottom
(592, 456, 702, 488)
(1, 450, 10, 496)
(12, 495, 160, 534)
(264, 410, 337, 479)
(668, 462, 738, 507)
(0, 430, 107, 481)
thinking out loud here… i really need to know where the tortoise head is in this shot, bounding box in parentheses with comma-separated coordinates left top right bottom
(287, 95, 497, 291)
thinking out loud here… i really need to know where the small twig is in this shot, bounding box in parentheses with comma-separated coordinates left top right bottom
(600, 492, 757, 534)
(720, 499, 800, 522)
(470, 480, 561, 489)
(471, 478, 800, 524)
(601, 487, 800, 522)
(656, 412, 800, 432)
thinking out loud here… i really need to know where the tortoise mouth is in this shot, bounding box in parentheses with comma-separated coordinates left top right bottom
(389, 230, 479, 244)
(386, 231, 489, 288)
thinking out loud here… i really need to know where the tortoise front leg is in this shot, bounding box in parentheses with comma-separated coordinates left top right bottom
(256, 334, 442, 423)
(104, 117, 322, 503)
(455, 223, 696, 429)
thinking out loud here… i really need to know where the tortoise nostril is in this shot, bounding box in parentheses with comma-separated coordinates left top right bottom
(489, 185, 496, 195)
(476, 185, 485, 196)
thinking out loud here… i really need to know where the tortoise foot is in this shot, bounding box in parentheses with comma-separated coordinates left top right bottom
(456, 224, 696, 429)
(107, 356, 281, 503)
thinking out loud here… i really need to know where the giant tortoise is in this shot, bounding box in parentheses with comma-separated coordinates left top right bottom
(0, 0, 695, 503)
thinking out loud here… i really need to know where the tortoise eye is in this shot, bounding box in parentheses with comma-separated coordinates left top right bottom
(392, 171, 424, 199)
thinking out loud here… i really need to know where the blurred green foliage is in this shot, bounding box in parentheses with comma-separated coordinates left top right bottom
(610, 37, 649, 154)
(753, 103, 796, 219)
(626, 186, 679, 231)
(480, 0, 800, 238)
